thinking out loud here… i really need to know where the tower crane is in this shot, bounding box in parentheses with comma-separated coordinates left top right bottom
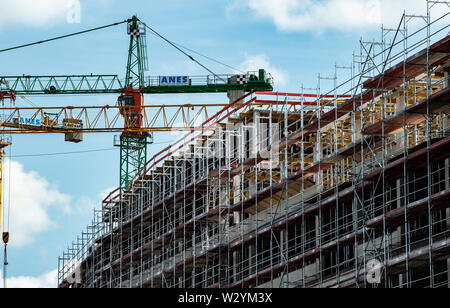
(0, 15, 273, 285)
(0, 15, 273, 188)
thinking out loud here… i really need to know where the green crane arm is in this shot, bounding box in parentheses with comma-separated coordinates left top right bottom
(0, 75, 123, 95)
(1, 69, 273, 95)
(142, 70, 273, 93)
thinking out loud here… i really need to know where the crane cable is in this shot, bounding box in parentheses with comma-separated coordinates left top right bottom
(0, 80, 13, 288)
(141, 22, 227, 82)
(145, 31, 245, 74)
(3, 145, 11, 288)
(0, 144, 10, 288)
(0, 88, 11, 287)
(0, 18, 125, 115)
(18, 96, 37, 108)
(3, 147, 11, 288)
(171, 42, 245, 74)
(0, 20, 129, 54)
(0, 18, 243, 77)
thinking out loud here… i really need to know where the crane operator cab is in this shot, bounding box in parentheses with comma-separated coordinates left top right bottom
(118, 94, 139, 129)
(117, 87, 149, 138)
(118, 94, 134, 107)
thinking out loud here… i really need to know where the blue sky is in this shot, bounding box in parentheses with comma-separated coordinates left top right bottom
(0, 0, 432, 287)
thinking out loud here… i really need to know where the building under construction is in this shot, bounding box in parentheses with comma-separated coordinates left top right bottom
(58, 6, 450, 288)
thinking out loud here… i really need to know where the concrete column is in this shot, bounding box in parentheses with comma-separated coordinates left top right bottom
(261, 122, 268, 152)
(445, 158, 449, 190)
(396, 179, 402, 208)
(315, 134, 321, 161)
(393, 179, 403, 247)
(233, 175, 241, 205)
(311, 135, 320, 185)
(249, 180, 257, 196)
(253, 111, 260, 155)
(444, 115, 450, 134)
(233, 211, 240, 224)
(413, 125, 418, 146)
(354, 112, 362, 142)
(271, 123, 280, 165)
(233, 251, 238, 283)
(227, 90, 245, 105)
(352, 198, 358, 232)
(248, 245, 254, 271)
(447, 258, 450, 288)
(235, 123, 242, 160)
(315, 216, 320, 246)
(446, 159, 450, 255)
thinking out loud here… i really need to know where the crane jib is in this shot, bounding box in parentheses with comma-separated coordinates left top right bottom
(0, 72, 273, 95)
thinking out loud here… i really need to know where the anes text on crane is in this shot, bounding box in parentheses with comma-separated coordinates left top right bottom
(159, 76, 189, 86)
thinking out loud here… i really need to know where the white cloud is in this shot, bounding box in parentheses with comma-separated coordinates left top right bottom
(73, 186, 114, 215)
(0, 269, 57, 288)
(98, 187, 115, 201)
(238, 54, 288, 87)
(0, 0, 73, 29)
(0, 0, 100, 29)
(3, 160, 72, 248)
(230, 0, 426, 33)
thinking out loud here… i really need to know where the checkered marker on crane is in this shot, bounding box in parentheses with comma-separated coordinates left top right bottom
(236, 74, 248, 84)
(130, 29, 140, 38)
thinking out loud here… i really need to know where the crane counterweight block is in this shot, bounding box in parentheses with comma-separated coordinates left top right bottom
(2, 232, 9, 244)
(0, 90, 16, 104)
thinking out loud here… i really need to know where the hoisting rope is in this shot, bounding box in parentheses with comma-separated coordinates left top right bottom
(0, 146, 8, 288)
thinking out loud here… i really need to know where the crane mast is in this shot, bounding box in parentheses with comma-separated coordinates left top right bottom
(118, 16, 151, 188)
(125, 16, 148, 89)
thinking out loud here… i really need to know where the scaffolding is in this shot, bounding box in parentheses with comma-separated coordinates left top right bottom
(58, 3, 450, 288)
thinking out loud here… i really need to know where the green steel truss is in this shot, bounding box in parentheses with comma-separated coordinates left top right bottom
(119, 16, 150, 189)
(118, 135, 153, 189)
(142, 79, 273, 93)
(125, 16, 149, 89)
(0, 73, 273, 95)
(0, 75, 123, 95)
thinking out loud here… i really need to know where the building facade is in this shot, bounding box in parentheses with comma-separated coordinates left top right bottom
(59, 9, 450, 288)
